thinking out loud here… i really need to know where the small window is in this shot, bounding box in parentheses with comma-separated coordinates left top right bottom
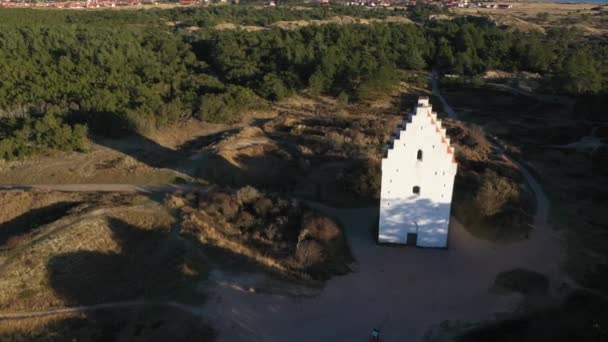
(435, 171, 438, 176)
(432, 145, 435, 149)
(417, 150, 423, 161)
(413, 186, 420, 195)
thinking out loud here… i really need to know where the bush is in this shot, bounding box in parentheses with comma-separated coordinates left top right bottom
(295, 239, 326, 269)
(0, 114, 87, 160)
(300, 212, 341, 242)
(200, 191, 239, 219)
(198, 86, 265, 123)
(258, 73, 291, 101)
(339, 159, 382, 201)
(475, 170, 520, 217)
(354, 65, 401, 102)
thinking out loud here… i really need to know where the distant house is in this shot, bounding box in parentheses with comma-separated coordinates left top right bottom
(378, 97, 457, 248)
(498, 4, 512, 9)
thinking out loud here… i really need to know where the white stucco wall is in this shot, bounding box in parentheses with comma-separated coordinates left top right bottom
(378, 97, 457, 248)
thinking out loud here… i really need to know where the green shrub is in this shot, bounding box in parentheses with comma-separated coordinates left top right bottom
(258, 73, 291, 101)
(198, 86, 265, 123)
(0, 114, 87, 160)
(339, 159, 382, 201)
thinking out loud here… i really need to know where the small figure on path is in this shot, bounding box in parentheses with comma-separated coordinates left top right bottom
(371, 328, 380, 341)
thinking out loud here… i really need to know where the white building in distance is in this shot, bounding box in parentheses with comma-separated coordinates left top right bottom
(378, 97, 457, 248)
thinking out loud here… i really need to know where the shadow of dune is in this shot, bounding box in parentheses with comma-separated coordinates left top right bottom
(175, 128, 241, 153)
(197, 152, 302, 190)
(32, 217, 214, 341)
(47, 217, 207, 305)
(0, 202, 80, 249)
(91, 133, 190, 176)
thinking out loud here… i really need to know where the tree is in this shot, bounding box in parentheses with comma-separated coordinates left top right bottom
(258, 73, 290, 102)
(560, 50, 602, 94)
(436, 37, 455, 70)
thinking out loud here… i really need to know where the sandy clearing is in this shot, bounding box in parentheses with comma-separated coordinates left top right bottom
(202, 200, 562, 342)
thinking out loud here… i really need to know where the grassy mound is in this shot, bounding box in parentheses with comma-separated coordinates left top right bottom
(0, 307, 214, 342)
(494, 268, 549, 295)
(0, 190, 209, 314)
(194, 100, 402, 206)
(0, 190, 214, 341)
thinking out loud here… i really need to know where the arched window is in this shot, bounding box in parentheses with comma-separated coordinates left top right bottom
(417, 150, 423, 161)
(413, 186, 420, 195)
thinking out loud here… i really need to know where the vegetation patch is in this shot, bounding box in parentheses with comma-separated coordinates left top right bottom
(2, 7, 606, 159)
(441, 83, 608, 295)
(0, 114, 87, 160)
(194, 101, 401, 206)
(171, 186, 352, 281)
(444, 120, 534, 242)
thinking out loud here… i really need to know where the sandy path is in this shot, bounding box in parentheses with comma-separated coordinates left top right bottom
(203, 203, 561, 342)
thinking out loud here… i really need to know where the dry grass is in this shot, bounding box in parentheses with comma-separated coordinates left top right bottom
(0, 143, 179, 185)
(456, 2, 599, 18)
(0, 307, 214, 342)
(193, 93, 404, 206)
(488, 14, 545, 33)
(270, 15, 413, 30)
(175, 186, 352, 280)
(456, 2, 608, 35)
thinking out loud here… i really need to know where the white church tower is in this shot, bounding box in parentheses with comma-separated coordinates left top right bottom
(378, 97, 457, 248)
